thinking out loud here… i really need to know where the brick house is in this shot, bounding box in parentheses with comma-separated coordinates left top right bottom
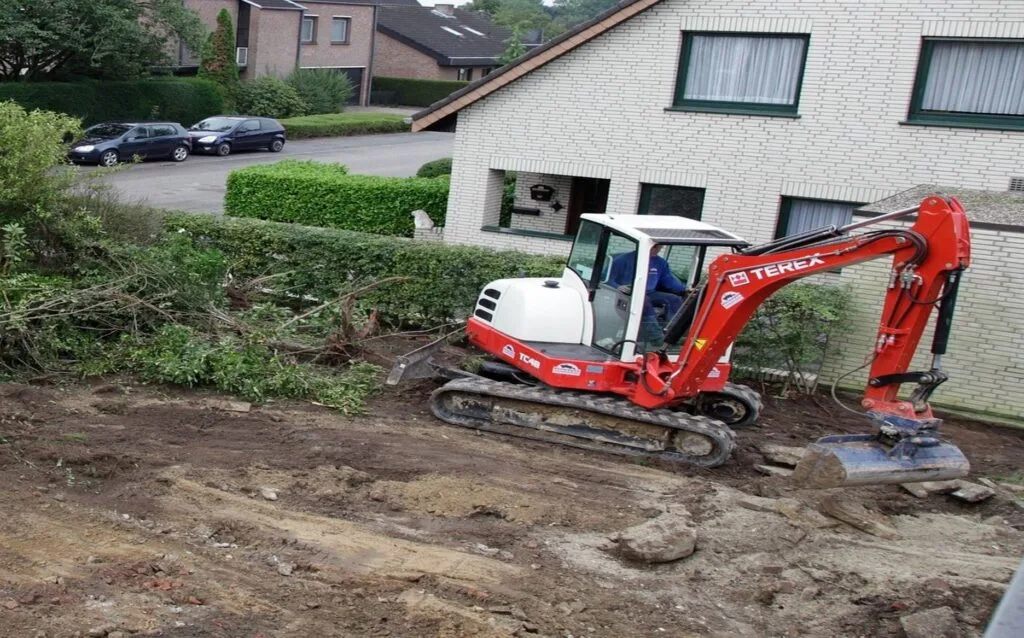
(179, 0, 384, 105)
(374, 4, 515, 82)
(408, 0, 1024, 417)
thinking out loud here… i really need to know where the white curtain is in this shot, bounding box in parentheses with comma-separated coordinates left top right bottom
(785, 200, 855, 236)
(922, 41, 1024, 115)
(683, 35, 805, 104)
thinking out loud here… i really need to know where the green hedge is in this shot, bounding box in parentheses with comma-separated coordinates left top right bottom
(225, 160, 449, 237)
(371, 77, 468, 108)
(0, 79, 224, 126)
(281, 113, 409, 140)
(166, 214, 564, 325)
(416, 157, 452, 178)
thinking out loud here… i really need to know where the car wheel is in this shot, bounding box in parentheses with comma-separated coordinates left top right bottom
(269, 139, 285, 153)
(171, 145, 190, 162)
(215, 142, 231, 157)
(99, 150, 119, 167)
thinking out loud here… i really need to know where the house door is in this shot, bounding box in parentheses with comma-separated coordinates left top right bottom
(566, 177, 610, 236)
(340, 68, 364, 104)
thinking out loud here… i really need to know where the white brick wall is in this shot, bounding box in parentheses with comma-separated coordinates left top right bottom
(510, 173, 576, 234)
(438, 0, 1024, 417)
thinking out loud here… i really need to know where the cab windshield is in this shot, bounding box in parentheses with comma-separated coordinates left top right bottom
(191, 117, 237, 132)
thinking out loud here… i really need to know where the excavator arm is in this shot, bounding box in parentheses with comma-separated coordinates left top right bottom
(633, 194, 972, 487)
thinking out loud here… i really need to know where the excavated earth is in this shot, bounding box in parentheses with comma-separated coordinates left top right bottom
(0, 365, 1022, 637)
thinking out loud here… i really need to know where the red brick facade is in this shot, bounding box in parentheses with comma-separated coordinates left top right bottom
(374, 33, 493, 82)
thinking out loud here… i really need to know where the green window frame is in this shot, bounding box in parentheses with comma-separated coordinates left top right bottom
(774, 197, 863, 239)
(637, 184, 705, 219)
(670, 32, 810, 117)
(906, 38, 1024, 131)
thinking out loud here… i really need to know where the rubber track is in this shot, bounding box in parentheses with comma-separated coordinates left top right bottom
(707, 383, 764, 427)
(430, 377, 736, 468)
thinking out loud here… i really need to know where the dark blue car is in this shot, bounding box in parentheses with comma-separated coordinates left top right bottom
(68, 122, 192, 167)
(188, 116, 286, 157)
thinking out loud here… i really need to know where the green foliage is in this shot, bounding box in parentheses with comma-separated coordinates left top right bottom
(286, 68, 355, 115)
(733, 283, 853, 394)
(0, 101, 81, 218)
(280, 113, 408, 140)
(498, 30, 528, 65)
(0, 0, 206, 81)
(237, 76, 307, 119)
(500, 172, 517, 227)
(371, 77, 468, 108)
(225, 160, 449, 237)
(167, 213, 564, 326)
(0, 79, 224, 127)
(198, 9, 240, 109)
(416, 158, 453, 178)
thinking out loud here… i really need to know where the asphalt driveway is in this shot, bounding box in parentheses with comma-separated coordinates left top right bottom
(82, 131, 454, 213)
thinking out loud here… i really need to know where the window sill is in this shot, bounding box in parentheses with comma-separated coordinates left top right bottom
(665, 105, 800, 119)
(331, 41, 350, 46)
(481, 226, 573, 241)
(900, 117, 1024, 132)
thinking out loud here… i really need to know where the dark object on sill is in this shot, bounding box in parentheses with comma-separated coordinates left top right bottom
(512, 206, 541, 216)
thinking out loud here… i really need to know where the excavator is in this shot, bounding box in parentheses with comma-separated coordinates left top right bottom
(388, 194, 972, 488)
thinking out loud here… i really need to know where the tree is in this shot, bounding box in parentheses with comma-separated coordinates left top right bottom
(550, 0, 622, 31)
(492, 0, 553, 36)
(467, 0, 503, 16)
(0, 0, 205, 82)
(198, 9, 240, 108)
(497, 31, 528, 66)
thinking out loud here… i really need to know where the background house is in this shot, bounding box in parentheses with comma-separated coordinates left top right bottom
(409, 0, 1024, 418)
(180, 0, 379, 105)
(374, 4, 515, 82)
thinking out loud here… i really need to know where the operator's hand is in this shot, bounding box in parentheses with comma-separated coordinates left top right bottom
(617, 285, 632, 295)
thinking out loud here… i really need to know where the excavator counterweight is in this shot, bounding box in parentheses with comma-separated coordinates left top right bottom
(389, 194, 973, 489)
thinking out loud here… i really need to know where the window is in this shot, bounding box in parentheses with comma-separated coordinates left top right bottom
(130, 127, 150, 139)
(240, 120, 261, 132)
(637, 184, 704, 219)
(673, 33, 809, 116)
(908, 39, 1024, 130)
(151, 125, 176, 137)
(331, 17, 350, 44)
(775, 197, 861, 239)
(301, 17, 317, 43)
(457, 67, 472, 81)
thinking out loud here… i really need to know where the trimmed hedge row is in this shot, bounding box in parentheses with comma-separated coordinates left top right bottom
(371, 76, 468, 107)
(280, 113, 410, 140)
(225, 160, 449, 237)
(0, 79, 224, 126)
(416, 157, 452, 178)
(166, 213, 564, 325)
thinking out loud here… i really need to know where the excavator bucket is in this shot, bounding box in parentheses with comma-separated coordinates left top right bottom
(385, 328, 466, 386)
(791, 433, 970, 489)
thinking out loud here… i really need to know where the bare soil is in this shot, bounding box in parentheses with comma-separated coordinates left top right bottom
(0, 369, 1022, 638)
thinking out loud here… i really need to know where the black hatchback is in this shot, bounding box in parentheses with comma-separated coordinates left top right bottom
(69, 122, 192, 167)
(188, 116, 286, 156)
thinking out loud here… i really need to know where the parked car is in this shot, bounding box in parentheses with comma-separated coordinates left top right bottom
(68, 122, 191, 167)
(188, 116, 286, 156)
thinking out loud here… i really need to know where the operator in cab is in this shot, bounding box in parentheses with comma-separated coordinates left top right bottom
(607, 243, 687, 344)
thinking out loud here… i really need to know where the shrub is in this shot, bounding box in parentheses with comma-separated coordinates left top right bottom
(733, 283, 853, 394)
(0, 101, 81, 218)
(166, 213, 564, 326)
(371, 77, 468, 107)
(225, 160, 449, 236)
(236, 77, 307, 119)
(198, 9, 241, 109)
(416, 158, 452, 178)
(0, 79, 224, 127)
(280, 113, 408, 140)
(287, 68, 355, 115)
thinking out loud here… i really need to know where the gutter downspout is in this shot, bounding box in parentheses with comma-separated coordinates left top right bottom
(295, 7, 304, 73)
(366, 5, 378, 107)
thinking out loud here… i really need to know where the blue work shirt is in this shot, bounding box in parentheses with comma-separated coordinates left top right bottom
(608, 252, 686, 295)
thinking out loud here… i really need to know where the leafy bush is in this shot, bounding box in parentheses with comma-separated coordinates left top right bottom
(416, 158, 452, 178)
(0, 101, 81, 218)
(236, 77, 307, 119)
(371, 77, 468, 107)
(287, 68, 355, 115)
(280, 113, 408, 140)
(733, 283, 853, 394)
(197, 8, 241, 109)
(167, 213, 564, 326)
(225, 160, 449, 236)
(0, 79, 224, 127)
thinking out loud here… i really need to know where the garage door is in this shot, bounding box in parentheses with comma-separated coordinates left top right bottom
(340, 68, 364, 105)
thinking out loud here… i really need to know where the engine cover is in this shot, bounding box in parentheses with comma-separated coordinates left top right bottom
(472, 278, 585, 344)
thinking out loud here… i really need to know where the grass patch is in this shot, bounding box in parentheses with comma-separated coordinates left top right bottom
(280, 113, 409, 140)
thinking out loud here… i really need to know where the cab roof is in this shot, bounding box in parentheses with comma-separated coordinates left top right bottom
(580, 213, 749, 247)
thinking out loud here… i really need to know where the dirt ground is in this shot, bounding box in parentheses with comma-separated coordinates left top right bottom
(1, 367, 1022, 638)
